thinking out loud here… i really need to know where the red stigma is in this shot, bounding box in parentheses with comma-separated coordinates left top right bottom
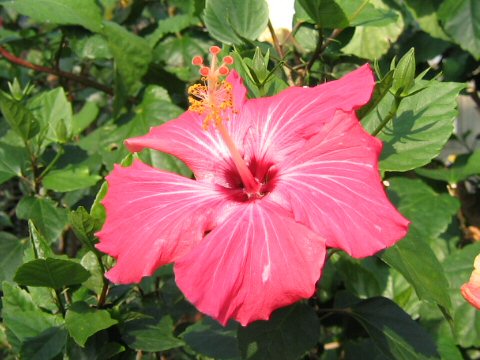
(218, 66, 229, 76)
(192, 56, 203, 66)
(199, 67, 210, 76)
(223, 56, 234, 65)
(210, 46, 221, 55)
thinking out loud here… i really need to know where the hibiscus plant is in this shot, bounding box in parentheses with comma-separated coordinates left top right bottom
(0, 0, 479, 359)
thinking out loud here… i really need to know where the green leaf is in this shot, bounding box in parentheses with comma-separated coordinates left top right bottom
(336, 0, 398, 27)
(296, 0, 348, 28)
(80, 252, 104, 295)
(404, 0, 449, 40)
(42, 165, 101, 192)
(0, 92, 40, 141)
(70, 207, 98, 252)
(0, 141, 27, 184)
(334, 254, 389, 299)
(0, 232, 27, 285)
(72, 101, 99, 136)
(28, 220, 54, 259)
(341, 0, 404, 59)
(16, 196, 68, 243)
(442, 242, 480, 347)
(154, 36, 210, 82)
(147, 14, 199, 47)
(14, 258, 90, 289)
(350, 297, 439, 359)
(19, 326, 67, 360)
(121, 315, 184, 352)
(27, 87, 73, 146)
(65, 302, 117, 347)
(381, 178, 457, 310)
(1, 281, 63, 353)
(2, 0, 103, 32)
(181, 318, 240, 360)
(204, 0, 269, 45)
(237, 303, 320, 360)
(416, 150, 480, 183)
(362, 81, 464, 172)
(102, 21, 152, 96)
(438, 0, 480, 59)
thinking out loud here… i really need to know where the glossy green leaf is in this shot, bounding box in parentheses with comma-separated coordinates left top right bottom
(443, 242, 480, 347)
(16, 196, 68, 243)
(19, 326, 67, 360)
(70, 207, 98, 252)
(147, 14, 199, 47)
(1, 281, 62, 352)
(181, 318, 240, 360)
(27, 87, 73, 146)
(0, 92, 40, 141)
(350, 297, 439, 359)
(342, 0, 404, 59)
(336, 0, 398, 27)
(416, 150, 480, 183)
(0, 142, 27, 184)
(28, 220, 54, 259)
(238, 303, 320, 360)
(65, 302, 117, 347)
(102, 21, 152, 96)
(72, 101, 99, 135)
(404, 0, 449, 40)
(438, 0, 480, 59)
(381, 178, 457, 310)
(204, 0, 269, 44)
(42, 165, 101, 192)
(121, 315, 184, 352)
(296, 0, 348, 28)
(0, 232, 27, 285)
(363, 81, 464, 172)
(2, 0, 103, 32)
(14, 258, 90, 289)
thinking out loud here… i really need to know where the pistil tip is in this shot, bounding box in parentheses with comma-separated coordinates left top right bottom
(192, 56, 203, 66)
(210, 46, 221, 55)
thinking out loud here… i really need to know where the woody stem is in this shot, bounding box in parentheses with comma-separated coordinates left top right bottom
(216, 121, 261, 194)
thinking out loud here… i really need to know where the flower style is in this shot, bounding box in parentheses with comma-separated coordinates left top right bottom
(461, 255, 480, 310)
(96, 47, 409, 325)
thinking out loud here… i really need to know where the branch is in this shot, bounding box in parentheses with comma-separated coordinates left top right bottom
(267, 20, 295, 86)
(0, 46, 114, 95)
(305, 28, 344, 76)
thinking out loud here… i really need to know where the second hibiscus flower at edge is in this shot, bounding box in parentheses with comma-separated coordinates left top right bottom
(95, 49, 410, 326)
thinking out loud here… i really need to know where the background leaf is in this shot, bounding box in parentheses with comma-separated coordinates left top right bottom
(204, 0, 269, 45)
(14, 258, 90, 289)
(238, 303, 320, 360)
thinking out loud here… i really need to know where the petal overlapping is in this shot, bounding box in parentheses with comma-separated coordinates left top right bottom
(241, 64, 375, 165)
(174, 200, 326, 326)
(124, 71, 249, 187)
(273, 111, 409, 258)
(96, 159, 228, 284)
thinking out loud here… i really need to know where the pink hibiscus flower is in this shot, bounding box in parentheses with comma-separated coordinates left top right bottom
(96, 47, 409, 325)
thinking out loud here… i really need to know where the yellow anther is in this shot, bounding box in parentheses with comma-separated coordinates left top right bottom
(188, 51, 235, 130)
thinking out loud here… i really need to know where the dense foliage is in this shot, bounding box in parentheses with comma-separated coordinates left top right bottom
(0, 0, 479, 359)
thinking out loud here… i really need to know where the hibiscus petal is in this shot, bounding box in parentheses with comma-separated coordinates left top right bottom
(273, 111, 409, 258)
(461, 255, 480, 310)
(242, 64, 375, 164)
(124, 71, 249, 187)
(174, 200, 326, 326)
(96, 159, 227, 284)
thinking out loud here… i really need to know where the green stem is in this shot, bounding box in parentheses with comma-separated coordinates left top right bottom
(371, 97, 401, 136)
(95, 253, 109, 308)
(54, 288, 65, 316)
(38, 146, 64, 181)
